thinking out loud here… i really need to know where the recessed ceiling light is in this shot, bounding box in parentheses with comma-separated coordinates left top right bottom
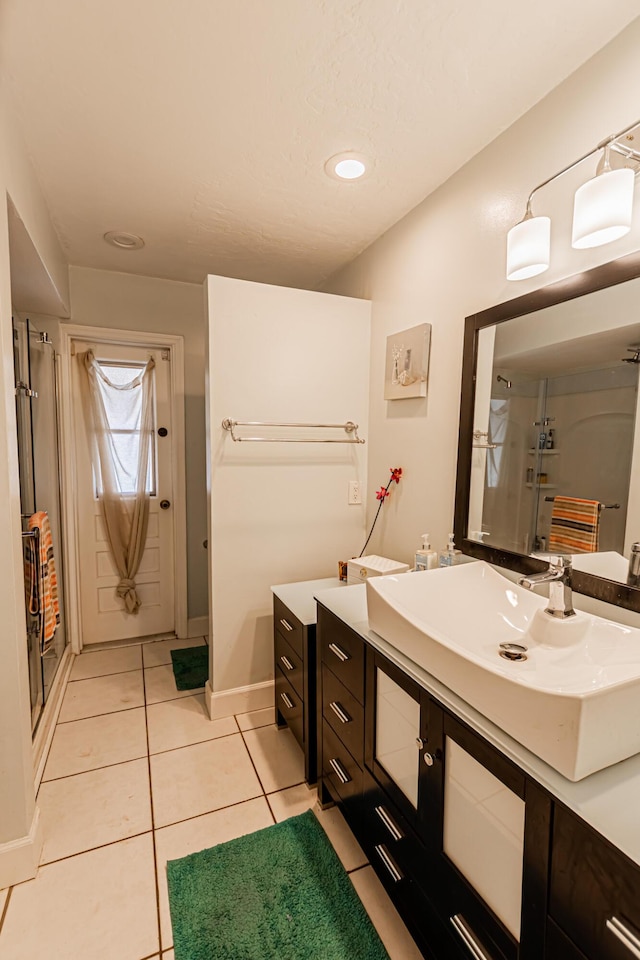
(103, 231, 145, 250)
(325, 152, 369, 181)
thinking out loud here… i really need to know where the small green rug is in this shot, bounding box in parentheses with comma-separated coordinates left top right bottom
(170, 644, 208, 690)
(166, 810, 390, 960)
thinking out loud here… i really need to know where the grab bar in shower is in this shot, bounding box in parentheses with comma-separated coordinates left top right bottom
(221, 419, 366, 444)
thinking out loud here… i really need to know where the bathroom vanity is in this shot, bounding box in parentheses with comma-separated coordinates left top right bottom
(315, 581, 640, 960)
(271, 577, 344, 784)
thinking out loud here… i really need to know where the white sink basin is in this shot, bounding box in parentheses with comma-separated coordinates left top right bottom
(366, 561, 640, 780)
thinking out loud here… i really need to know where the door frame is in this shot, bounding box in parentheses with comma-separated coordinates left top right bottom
(58, 324, 188, 653)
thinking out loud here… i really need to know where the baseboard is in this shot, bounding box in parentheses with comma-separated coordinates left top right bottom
(205, 679, 274, 720)
(187, 616, 209, 638)
(0, 806, 43, 889)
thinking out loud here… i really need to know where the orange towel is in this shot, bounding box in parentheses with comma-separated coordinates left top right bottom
(548, 497, 600, 554)
(27, 511, 60, 654)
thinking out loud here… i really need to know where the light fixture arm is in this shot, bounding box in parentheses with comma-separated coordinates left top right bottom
(524, 118, 640, 214)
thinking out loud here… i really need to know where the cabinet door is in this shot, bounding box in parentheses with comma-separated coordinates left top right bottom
(365, 649, 442, 847)
(439, 714, 550, 960)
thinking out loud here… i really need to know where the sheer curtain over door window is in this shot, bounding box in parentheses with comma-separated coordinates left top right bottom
(73, 341, 175, 644)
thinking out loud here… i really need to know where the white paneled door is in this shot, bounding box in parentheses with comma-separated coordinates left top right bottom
(72, 341, 175, 644)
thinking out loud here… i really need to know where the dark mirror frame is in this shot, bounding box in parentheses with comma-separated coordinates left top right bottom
(454, 249, 640, 613)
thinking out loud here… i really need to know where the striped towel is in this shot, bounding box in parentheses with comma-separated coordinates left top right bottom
(27, 511, 60, 654)
(548, 497, 600, 553)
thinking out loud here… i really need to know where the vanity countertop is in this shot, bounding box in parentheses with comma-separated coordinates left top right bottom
(315, 580, 640, 869)
(271, 577, 345, 625)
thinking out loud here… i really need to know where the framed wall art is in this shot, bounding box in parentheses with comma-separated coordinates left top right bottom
(384, 322, 431, 400)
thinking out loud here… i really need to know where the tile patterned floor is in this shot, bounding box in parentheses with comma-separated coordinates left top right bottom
(0, 636, 422, 960)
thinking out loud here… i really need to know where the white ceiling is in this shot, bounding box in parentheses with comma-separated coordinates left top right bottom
(1, 1, 638, 290)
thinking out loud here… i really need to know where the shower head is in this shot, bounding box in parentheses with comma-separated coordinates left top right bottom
(622, 347, 640, 363)
(496, 375, 512, 388)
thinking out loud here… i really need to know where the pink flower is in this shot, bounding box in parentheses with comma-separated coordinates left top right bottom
(390, 467, 403, 484)
(376, 487, 390, 501)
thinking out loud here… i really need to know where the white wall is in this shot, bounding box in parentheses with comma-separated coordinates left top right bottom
(206, 275, 370, 705)
(0, 81, 69, 884)
(325, 18, 640, 572)
(67, 266, 208, 621)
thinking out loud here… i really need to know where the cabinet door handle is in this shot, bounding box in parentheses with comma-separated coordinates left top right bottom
(329, 700, 352, 724)
(450, 914, 493, 960)
(374, 805, 405, 841)
(328, 642, 350, 662)
(279, 618, 294, 632)
(279, 655, 294, 671)
(329, 757, 351, 784)
(374, 844, 403, 883)
(280, 692, 294, 710)
(606, 917, 640, 958)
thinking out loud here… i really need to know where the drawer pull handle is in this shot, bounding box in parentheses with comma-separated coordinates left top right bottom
(280, 655, 294, 671)
(607, 917, 640, 958)
(374, 805, 404, 841)
(450, 914, 493, 960)
(279, 618, 294, 632)
(374, 844, 403, 883)
(328, 642, 350, 663)
(329, 757, 351, 784)
(329, 701, 352, 724)
(280, 692, 294, 710)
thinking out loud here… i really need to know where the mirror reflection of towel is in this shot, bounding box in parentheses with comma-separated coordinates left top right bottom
(549, 497, 600, 553)
(27, 511, 60, 654)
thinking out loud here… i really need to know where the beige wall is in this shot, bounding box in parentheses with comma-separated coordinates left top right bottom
(0, 81, 69, 882)
(67, 266, 208, 621)
(206, 275, 370, 696)
(325, 19, 640, 571)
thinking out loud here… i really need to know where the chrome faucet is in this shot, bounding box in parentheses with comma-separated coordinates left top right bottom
(518, 556, 575, 619)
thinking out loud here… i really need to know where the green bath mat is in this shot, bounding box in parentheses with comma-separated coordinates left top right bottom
(166, 809, 391, 960)
(170, 644, 208, 690)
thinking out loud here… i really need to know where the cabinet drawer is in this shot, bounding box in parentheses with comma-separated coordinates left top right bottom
(274, 596, 303, 660)
(322, 664, 364, 765)
(361, 772, 434, 897)
(275, 630, 303, 700)
(322, 719, 363, 813)
(550, 804, 640, 960)
(318, 607, 364, 704)
(275, 668, 303, 748)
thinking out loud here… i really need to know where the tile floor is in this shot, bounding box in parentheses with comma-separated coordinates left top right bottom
(0, 637, 422, 960)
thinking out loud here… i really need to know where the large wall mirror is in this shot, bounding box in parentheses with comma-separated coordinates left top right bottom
(454, 251, 640, 611)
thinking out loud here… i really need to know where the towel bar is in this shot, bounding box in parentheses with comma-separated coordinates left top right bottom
(221, 419, 365, 444)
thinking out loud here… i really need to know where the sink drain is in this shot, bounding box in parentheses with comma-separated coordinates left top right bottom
(499, 642, 528, 662)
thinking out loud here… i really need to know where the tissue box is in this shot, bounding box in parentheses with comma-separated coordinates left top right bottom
(347, 554, 410, 585)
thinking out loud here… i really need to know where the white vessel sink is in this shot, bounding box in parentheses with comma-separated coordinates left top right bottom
(366, 561, 640, 780)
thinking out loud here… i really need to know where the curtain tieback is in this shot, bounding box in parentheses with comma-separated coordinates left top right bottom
(116, 578, 141, 615)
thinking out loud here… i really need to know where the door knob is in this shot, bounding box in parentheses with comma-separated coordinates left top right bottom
(158, 427, 168, 437)
(160, 499, 171, 510)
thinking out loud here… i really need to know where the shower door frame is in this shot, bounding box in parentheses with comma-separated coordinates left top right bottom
(58, 325, 188, 653)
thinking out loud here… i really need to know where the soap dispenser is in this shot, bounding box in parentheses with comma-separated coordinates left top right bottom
(439, 533, 461, 568)
(415, 534, 438, 571)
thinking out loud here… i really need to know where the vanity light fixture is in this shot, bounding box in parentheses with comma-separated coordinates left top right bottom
(324, 152, 369, 181)
(506, 119, 640, 281)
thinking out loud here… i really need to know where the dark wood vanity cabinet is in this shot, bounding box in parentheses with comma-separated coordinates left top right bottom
(316, 600, 640, 960)
(273, 594, 317, 784)
(548, 804, 640, 960)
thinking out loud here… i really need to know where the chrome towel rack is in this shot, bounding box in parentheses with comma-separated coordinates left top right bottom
(472, 430, 497, 450)
(543, 496, 620, 510)
(221, 419, 365, 444)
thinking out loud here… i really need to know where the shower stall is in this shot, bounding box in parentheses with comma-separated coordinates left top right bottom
(13, 316, 68, 732)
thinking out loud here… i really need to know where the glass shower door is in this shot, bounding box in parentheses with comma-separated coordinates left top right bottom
(14, 317, 67, 732)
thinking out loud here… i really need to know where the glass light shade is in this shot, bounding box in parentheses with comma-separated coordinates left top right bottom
(506, 215, 550, 281)
(572, 167, 635, 249)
